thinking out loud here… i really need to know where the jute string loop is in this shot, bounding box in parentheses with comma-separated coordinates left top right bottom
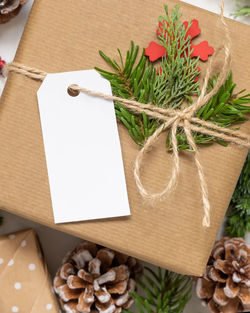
(3, 0, 250, 227)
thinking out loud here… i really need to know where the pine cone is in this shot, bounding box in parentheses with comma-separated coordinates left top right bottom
(53, 242, 143, 313)
(196, 237, 250, 313)
(0, 0, 27, 24)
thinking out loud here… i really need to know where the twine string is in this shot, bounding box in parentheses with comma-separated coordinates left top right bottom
(3, 0, 250, 227)
(4, 65, 249, 145)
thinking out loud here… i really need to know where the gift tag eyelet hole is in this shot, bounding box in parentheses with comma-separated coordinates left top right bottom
(67, 85, 80, 97)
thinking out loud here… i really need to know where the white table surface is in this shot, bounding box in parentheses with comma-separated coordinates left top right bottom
(0, 1, 249, 312)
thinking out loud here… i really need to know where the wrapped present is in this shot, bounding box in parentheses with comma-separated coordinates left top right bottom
(0, 0, 249, 276)
(0, 229, 59, 312)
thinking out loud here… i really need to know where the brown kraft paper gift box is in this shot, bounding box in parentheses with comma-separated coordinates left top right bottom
(0, 0, 249, 276)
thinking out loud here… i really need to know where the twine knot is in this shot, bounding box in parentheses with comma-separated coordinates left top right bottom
(177, 111, 191, 121)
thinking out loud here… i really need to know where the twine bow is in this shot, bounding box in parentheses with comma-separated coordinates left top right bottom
(2, 0, 250, 227)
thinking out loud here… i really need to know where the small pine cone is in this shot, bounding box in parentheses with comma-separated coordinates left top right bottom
(0, 0, 28, 24)
(54, 242, 143, 313)
(195, 237, 250, 313)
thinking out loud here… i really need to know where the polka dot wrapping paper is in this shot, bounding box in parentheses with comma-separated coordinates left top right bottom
(0, 229, 60, 312)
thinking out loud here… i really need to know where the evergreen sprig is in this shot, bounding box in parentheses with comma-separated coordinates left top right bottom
(124, 267, 192, 313)
(226, 152, 250, 238)
(168, 72, 250, 150)
(95, 6, 199, 148)
(96, 5, 250, 152)
(95, 41, 158, 147)
(233, 0, 250, 18)
(154, 5, 200, 109)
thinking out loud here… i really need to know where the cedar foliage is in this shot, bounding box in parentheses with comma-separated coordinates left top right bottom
(153, 5, 200, 109)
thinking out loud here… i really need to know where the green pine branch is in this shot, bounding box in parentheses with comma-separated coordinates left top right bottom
(95, 5, 200, 148)
(124, 267, 192, 313)
(233, 0, 250, 18)
(226, 152, 250, 238)
(95, 5, 250, 152)
(95, 41, 159, 147)
(168, 72, 250, 151)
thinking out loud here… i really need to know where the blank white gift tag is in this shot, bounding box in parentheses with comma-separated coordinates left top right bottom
(37, 70, 130, 223)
